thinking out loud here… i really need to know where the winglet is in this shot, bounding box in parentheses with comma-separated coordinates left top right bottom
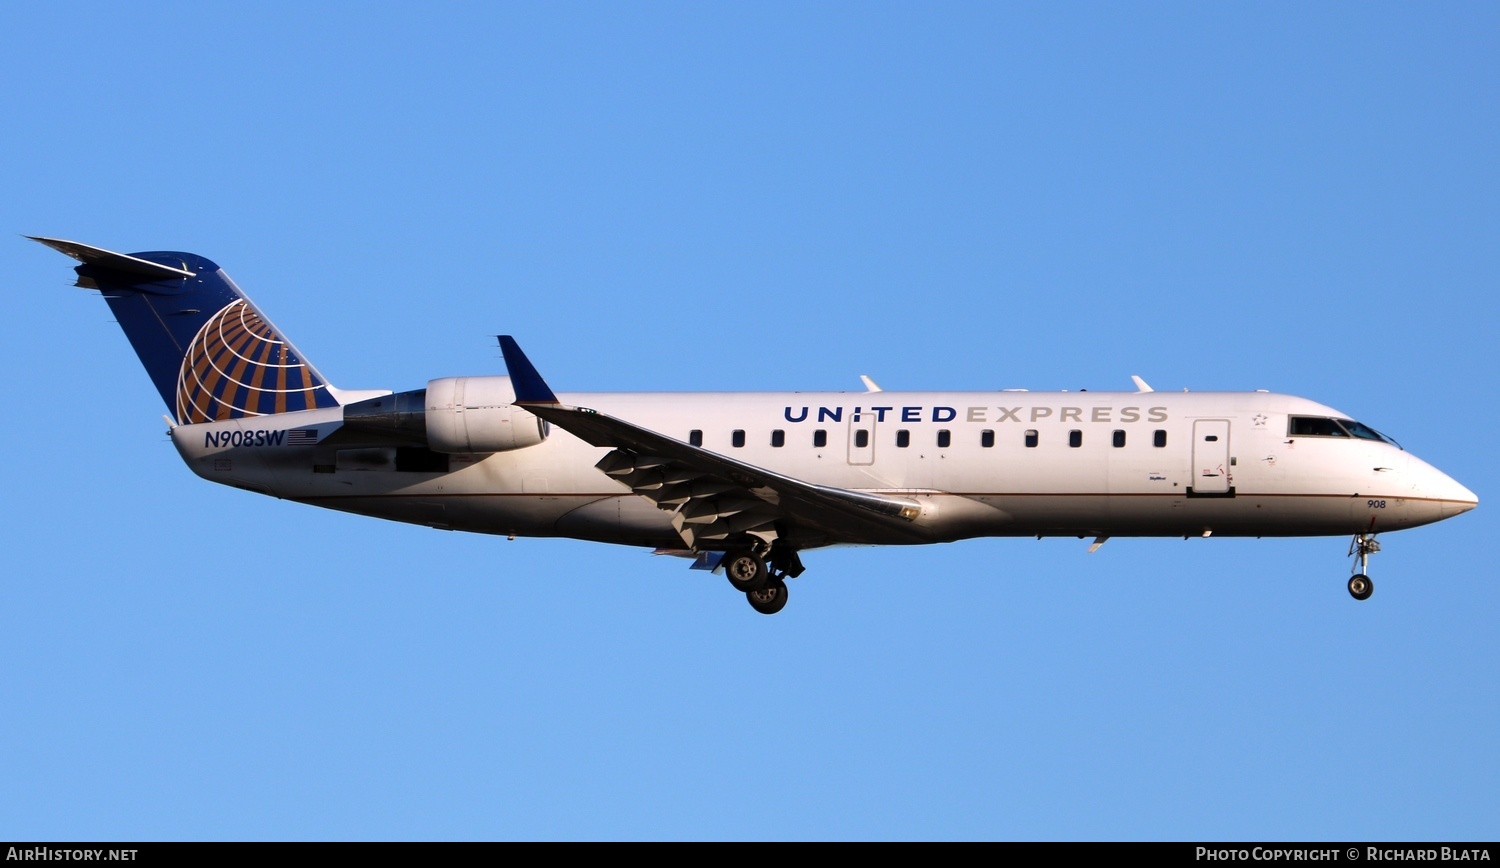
(1131, 375, 1153, 393)
(497, 335, 559, 404)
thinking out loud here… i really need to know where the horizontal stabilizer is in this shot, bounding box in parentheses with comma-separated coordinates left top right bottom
(27, 236, 196, 281)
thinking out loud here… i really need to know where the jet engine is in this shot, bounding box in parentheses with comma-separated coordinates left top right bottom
(339, 376, 548, 453)
(424, 376, 548, 453)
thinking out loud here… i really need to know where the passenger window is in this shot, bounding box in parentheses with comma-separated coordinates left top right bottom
(1204, 435, 1218, 442)
(1113, 430, 1126, 447)
(732, 430, 745, 448)
(1154, 430, 1167, 448)
(689, 429, 703, 447)
(896, 430, 910, 448)
(980, 429, 994, 448)
(854, 429, 869, 448)
(937, 430, 951, 448)
(1069, 430, 1082, 448)
(813, 429, 827, 448)
(1025, 429, 1038, 448)
(771, 430, 784, 447)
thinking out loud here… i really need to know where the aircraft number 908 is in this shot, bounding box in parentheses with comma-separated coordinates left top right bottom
(1367, 500, 1387, 509)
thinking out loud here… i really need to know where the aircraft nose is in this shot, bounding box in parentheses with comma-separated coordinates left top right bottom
(1440, 477, 1479, 517)
(1414, 458, 1478, 517)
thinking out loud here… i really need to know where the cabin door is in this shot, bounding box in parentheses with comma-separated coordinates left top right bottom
(847, 412, 876, 465)
(1192, 420, 1232, 494)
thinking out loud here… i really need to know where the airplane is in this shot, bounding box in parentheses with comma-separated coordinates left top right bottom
(32, 236, 1479, 614)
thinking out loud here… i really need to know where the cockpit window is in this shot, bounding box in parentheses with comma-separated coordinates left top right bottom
(1289, 416, 1348, 437)
(1288, 415, 1401, 448)
(1338, 419, 1401, 449)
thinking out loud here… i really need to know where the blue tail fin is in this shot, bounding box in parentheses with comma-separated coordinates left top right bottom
(32, 237, 341, 424)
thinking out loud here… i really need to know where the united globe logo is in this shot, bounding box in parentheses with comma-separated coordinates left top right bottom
(175, 299, 333, 424)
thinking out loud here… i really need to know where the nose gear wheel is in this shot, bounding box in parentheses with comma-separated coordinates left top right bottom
(1346, 533, 1380, 601)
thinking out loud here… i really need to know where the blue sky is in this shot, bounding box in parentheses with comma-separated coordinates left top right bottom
(3, 1, 1496, 841)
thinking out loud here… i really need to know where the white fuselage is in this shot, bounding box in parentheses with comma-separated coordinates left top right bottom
(169, 387, 1477, 550)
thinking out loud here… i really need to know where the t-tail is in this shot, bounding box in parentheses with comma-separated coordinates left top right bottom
(31, 237, 341, 425)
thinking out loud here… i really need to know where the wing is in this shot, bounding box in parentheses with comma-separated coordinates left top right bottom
(499, 337, 928, 550)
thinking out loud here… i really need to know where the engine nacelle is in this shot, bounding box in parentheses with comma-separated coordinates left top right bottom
(424, 376, 548, 454)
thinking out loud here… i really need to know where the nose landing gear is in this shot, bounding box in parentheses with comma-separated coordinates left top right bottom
(1347, 533, 1380, 601)
(1348, 573, 1373, 601)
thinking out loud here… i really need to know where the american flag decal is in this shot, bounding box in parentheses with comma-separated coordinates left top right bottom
(286, 428, 320, 446)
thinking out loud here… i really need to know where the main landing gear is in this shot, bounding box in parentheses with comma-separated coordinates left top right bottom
(722, 541, 805, 615)
(746, 579, 789, 615)
(1347, 533, 1380, 601)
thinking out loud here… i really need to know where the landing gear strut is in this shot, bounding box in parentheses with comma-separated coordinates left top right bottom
(767, 539, 805, 580)
(1347, 533, 1379, 601)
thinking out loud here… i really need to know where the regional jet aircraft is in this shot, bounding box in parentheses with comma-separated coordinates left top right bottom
(33, 237, 1478, 614)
